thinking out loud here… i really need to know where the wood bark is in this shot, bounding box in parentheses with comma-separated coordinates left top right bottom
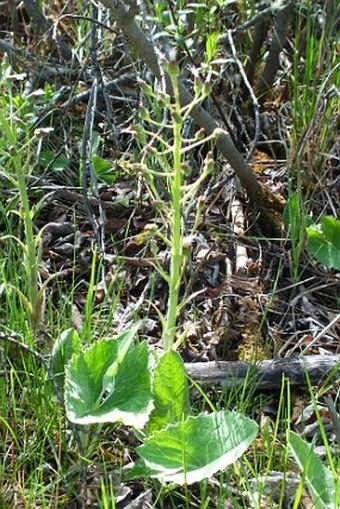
(256, 1, 293, 103)
(245, 13, 271, 88)
(184, 355, 340, 390)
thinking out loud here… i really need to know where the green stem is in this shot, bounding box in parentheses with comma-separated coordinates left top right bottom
(164, 68, 183, 351)
(14, 148, 39, 326)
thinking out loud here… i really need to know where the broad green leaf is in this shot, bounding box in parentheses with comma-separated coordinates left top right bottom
(321, 216, 340, 250)
(100, 329, 135, 402)
(92, 154, 115, 184)
(306, 216, 340, 270)
(66, 337, 129, 420)
(50, 329, 81, 391)
(289, 432, 335, 508)
(147, 350, 190, 435)
(65, 332, 154, 428)
(137, 410, 258, 484)
(40, 151, 70, 172)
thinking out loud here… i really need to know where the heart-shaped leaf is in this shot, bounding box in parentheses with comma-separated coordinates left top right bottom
(136, 410, 258, 484)
(306, 216, 340, 270)
(65, 330, 153, 428)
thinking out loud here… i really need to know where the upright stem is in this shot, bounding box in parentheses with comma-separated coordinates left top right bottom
(14, 146, 40, 328)
(164, 67, 183, 351)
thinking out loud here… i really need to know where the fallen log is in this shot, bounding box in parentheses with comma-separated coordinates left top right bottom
(184, 355, 340, 390)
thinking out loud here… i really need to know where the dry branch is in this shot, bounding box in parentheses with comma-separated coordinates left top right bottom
(256, 0, 293, 103)
(244, 12, 271, 87)
(185, 355, 340, 390)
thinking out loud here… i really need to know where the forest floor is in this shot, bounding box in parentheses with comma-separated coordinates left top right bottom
(0, 1, 339, 508)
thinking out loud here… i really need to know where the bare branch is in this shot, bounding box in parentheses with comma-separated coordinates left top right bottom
(256, 1, 293, 103)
